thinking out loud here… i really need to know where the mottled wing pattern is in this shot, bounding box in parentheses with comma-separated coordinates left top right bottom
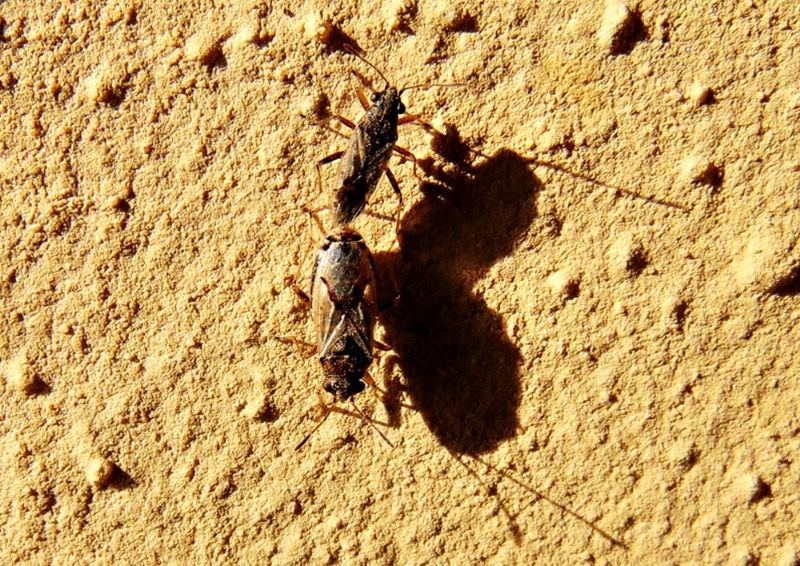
(311, 237, 378, 358)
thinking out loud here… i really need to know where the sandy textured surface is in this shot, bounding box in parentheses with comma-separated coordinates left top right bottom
(2, 1, 799, 563)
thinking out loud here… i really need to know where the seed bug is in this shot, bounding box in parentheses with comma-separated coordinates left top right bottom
(317, 47, 463, 226)
(295, 225, 393, 449)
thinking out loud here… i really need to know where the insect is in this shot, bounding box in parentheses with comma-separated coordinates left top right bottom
(295, 225, 393, 449)
(317, 47, 462, 226)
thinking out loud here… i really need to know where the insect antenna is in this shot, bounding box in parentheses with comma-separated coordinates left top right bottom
(399, 82, 467, 94)
(350, 398, 394, 448)
(472, 455, 627, 548)
(295, 405, 333, 450)
(300, 205, 328, 239)
(528, 158, 689, 212)
(447, 450, 521, 541)
(343, 44, 391, 90)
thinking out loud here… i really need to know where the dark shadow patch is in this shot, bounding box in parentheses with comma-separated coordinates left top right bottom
(609, 10, 648, 55)
(206, 48, 228, 72)
(749, 478, 772, 504)
(125, 8, 138, 26)
(378, 144, 538, 455)
(392, 21, 417, 36)
(114, 198, 131, 213)
(626, 245, 648, 275)
(694, 162, 724, 190)
(28, 378, 52, 396)
(108, 465, 137, 490)
(445, 12, 479, 33)
(772, 263, 800, 296)
(320, 24, 363, 55)
(106, 88, 128, 109)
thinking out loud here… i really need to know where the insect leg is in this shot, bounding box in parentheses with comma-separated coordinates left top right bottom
(355, 88, 370, 110)
(347, 69, 375, 109)
(350, 399, 394, 448)
(384, 168, 404, 207)
(300, 205, 328, 240)
(295, 404, 333, 450)
(398, 113, 438, 135)
(350, 68, 379, 94)
(392, 146, 421, 179)
(316, 151, 345, 198)
(330, 115, 357, 130)
(384, 167, 406, 239)
(301, 113, 350, 140)
(362, 371, 392, 408)
(293, 286, 311, 305)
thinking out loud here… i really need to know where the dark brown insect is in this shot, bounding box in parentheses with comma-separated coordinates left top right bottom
(295, 226, 392, 449)
(317, 48, 461, 226)
(311, 226, 378, 400)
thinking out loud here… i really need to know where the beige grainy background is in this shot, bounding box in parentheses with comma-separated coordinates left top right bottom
(1, 1, 799, 563)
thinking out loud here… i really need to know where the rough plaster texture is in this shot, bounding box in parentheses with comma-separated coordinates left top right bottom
(1, 1, 799, 563)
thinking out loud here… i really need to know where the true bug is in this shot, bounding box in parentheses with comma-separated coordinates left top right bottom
(317, 47, 463, 226)
(295, 225, 393, 449)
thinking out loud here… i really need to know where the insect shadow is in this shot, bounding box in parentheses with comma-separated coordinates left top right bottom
(377, 138, 539, 455)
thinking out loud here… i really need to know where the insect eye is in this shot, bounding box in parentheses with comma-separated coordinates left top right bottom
(397, 102, 406, 114)
(371, 92, 380, 102)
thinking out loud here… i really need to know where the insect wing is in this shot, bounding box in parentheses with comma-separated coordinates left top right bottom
(311, 236, 378, 355)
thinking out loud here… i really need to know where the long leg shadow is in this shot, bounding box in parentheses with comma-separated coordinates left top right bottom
(378, 142, 539, 455)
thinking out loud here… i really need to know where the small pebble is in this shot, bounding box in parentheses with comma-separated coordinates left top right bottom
(661, 294, 687, 331)
(382, 0, 415, 32)
(679, 155, 722, 186)
(778, 547, 800, 566)
(230, 23, 258, 49)
(298, 88, 330, 121)
(302, 11, 334, 44)
(0, 70, 17, 90)
(597, 0, 640, 55)
(84, 62, 127, 105)
(241, 394, 277, 422)
(733, 213, 800, 294)
(687, 83, 713, 107)
(546, 269, 580, 299)
(608, 232, 647, 278)
(668, 440, 698, 471)
(735, 473, 771, 504)
(5, 351, 39, 394)
(185, 30, 223, 65)
(655, 15, 670, 42)
(85, 456, 115, 488)
(434, 7, 477, 33)
(286, 499, 302, 515)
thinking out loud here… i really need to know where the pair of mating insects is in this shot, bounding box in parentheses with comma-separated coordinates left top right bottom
(296, 49, 458, 449)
